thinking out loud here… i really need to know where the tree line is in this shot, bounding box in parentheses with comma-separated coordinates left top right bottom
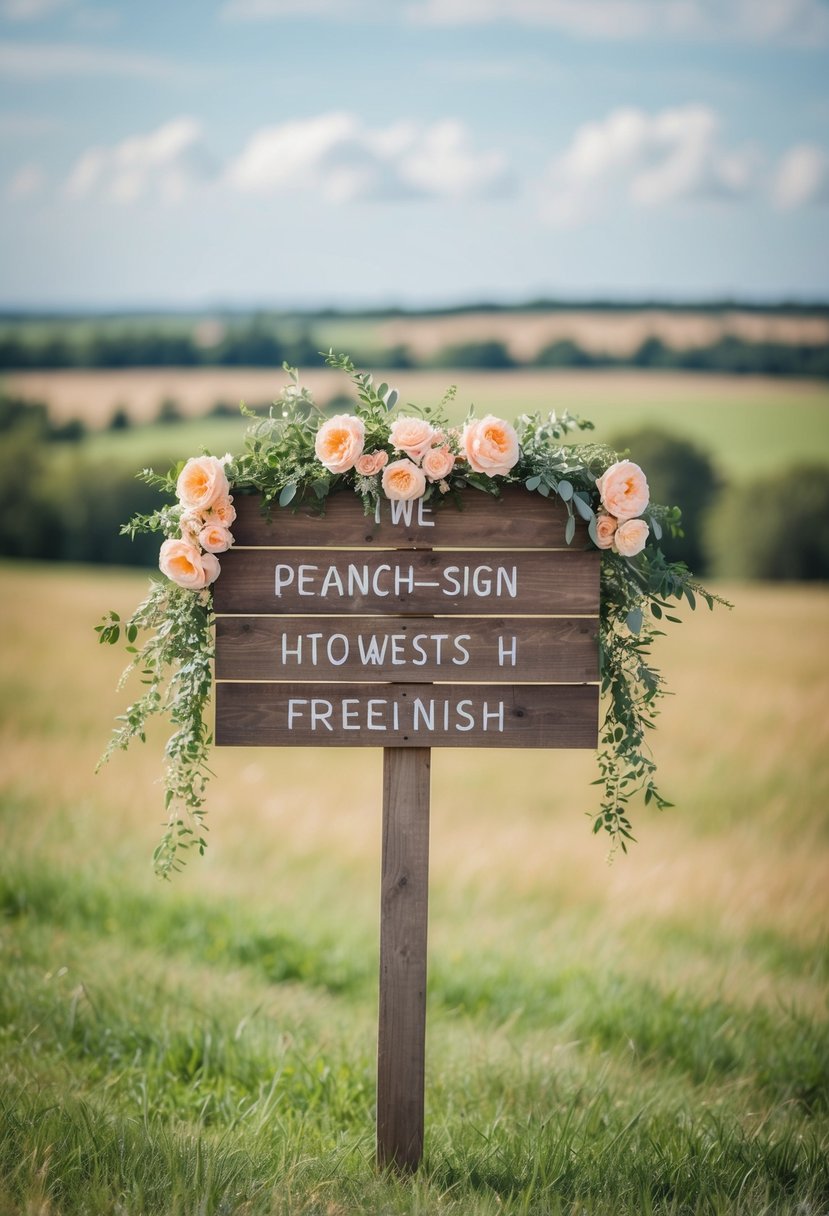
(0, 325, 827, 378)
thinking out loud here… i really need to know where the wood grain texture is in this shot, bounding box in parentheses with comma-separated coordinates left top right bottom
(231, 486, 579, 549)
(213, 548, 600, 616)
(377, 747, 430, 1172)
(214, 682, 599, 748)
(215, 616, 599, 683)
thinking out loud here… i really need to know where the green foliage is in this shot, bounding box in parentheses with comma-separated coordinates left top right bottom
(428, 339, 517, 369)
(707, 464, 829, 579)
(97, 580, 214, 878)
(607, 427, 722, 572)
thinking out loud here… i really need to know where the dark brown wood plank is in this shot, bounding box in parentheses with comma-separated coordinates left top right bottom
(377, 747, 430, 1173)
(213, 548, 600, 616)
(216, 616, 599, 683)
(214, 682, 599, 748)
(231, 486, 580, 549)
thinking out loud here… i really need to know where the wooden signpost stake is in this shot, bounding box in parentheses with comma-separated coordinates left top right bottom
(213, 487, 600, 1171)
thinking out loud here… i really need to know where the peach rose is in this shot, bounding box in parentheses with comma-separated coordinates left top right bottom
(614, 518, 650, 557)
(176, 456, 229, 511)
(596, 460, 649, 522)
(594, 512, 618, 550)
(205, 494, 237, 527)
(389, 416, 435, 462)
(422, 446, 456, 481)
(355, 450, 389, 476)
(314, 414, 365, 474)
(382, 458, 427, 501)
(159, 539, 221, 589)
(462, 415, 519, 477)
(198, 523, 234, 554)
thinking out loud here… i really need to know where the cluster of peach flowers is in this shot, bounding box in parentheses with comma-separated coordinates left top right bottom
(158, 455, 236, 589)
(314, 412, 520, 500)
(593, 460, 651, 557)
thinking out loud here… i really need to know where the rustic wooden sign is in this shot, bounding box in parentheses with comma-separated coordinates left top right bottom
(213, 487, 600, 1170)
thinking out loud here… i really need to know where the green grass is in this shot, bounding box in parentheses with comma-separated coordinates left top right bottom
(1, 563, 828, 1214)
(64, 370, 829, 481)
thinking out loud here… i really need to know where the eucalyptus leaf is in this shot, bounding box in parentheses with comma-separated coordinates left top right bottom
(278, 482, 298, 507)
(626, 608, 643, 634)
(386, 388, 398, 410)
(565, 515, 576, 545)
(558, 479, 574, 501)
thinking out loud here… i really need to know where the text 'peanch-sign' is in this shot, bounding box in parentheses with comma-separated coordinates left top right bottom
(213, 487, 601, 750)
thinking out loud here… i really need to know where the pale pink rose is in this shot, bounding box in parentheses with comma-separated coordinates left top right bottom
(200, 552, 221, 585)
(462, 415, 519, 477)
(176, 456, 229, 511)
(389, 416, 436, 462)
(159, 538, 220, 589)
(422, 445, 456, 481)
(354, 450, 389, 476)
(382, 458, 427, 501)
(596, 460, 650, 522)
(314, 414, 365, 474)
(205, 494, 237, 527)
(594, 512, 618, 550)
(199, 523, 234, 554)
(614, 518, 650, 557)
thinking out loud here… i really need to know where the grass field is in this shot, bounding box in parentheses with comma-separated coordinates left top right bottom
(11, 367, 829, 481)
(1, 561, 828, 1214)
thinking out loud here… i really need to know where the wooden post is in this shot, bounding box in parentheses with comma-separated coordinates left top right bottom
(377, 746, 431, 1172)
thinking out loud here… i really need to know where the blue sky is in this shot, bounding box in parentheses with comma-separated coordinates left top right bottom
(1, 0, 828, 308)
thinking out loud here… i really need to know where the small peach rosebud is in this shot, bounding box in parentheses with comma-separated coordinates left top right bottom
(422, 446, 456, 481)
(594, 512, 618, 550)
(176, 456, 230, 511)
(614, 518, 650, 557)
(389, 416, 436, 463)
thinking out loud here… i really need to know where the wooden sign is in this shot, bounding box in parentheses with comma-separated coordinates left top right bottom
(213, 487, 600, 1171)
(214, 488, 600, 751)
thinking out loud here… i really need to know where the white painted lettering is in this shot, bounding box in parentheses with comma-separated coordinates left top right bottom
(472, 565, 493, 597)
(443, 565, 461, 597)
(307, 632, 323, 664)
(357, 634, 388, 665)
(341, 698, 360, 729)
(281, 633, 302, 664)
(498, 635, 518, 667)
(320, 566, 344, 597)
(455, 700, 475, 731)
(394, 565, 415, 596)
(366, 699, 387, 730)
(310, 699, 333, 731)
(287, 699, 306, 729)
(412, 698, 435, 731)
(483, 701, 505, 732)
(275, 564, 295, 596)
(347, 565, 369, 597)
(390, 635, 406, 666)
(453, 634, 471, 665)
(498, 566, 518, 598)
(432, 632, 449, 663)
(327, 633, 349, 666)
(411, 635, 429, 666)
(298, 564, 317, 596)
(372, 564, 391, 597)
(417, 499, 435, 527)
(390, 499, 415, 527)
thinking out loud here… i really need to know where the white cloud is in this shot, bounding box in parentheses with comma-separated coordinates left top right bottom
(221, 0, 369, 17)
(406, 0, 829, 46)
(226, 112, 510, 201)
(541, 104, 757, 226)
(1, 0, 70, 19)
(773, 144, 829, 209)
(7, 161, 46, 197)
(65, 117, 214, 203)
(0, 40, 184, 78)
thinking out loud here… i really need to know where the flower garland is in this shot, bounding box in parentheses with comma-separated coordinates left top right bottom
(98, 351, 728, 878)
